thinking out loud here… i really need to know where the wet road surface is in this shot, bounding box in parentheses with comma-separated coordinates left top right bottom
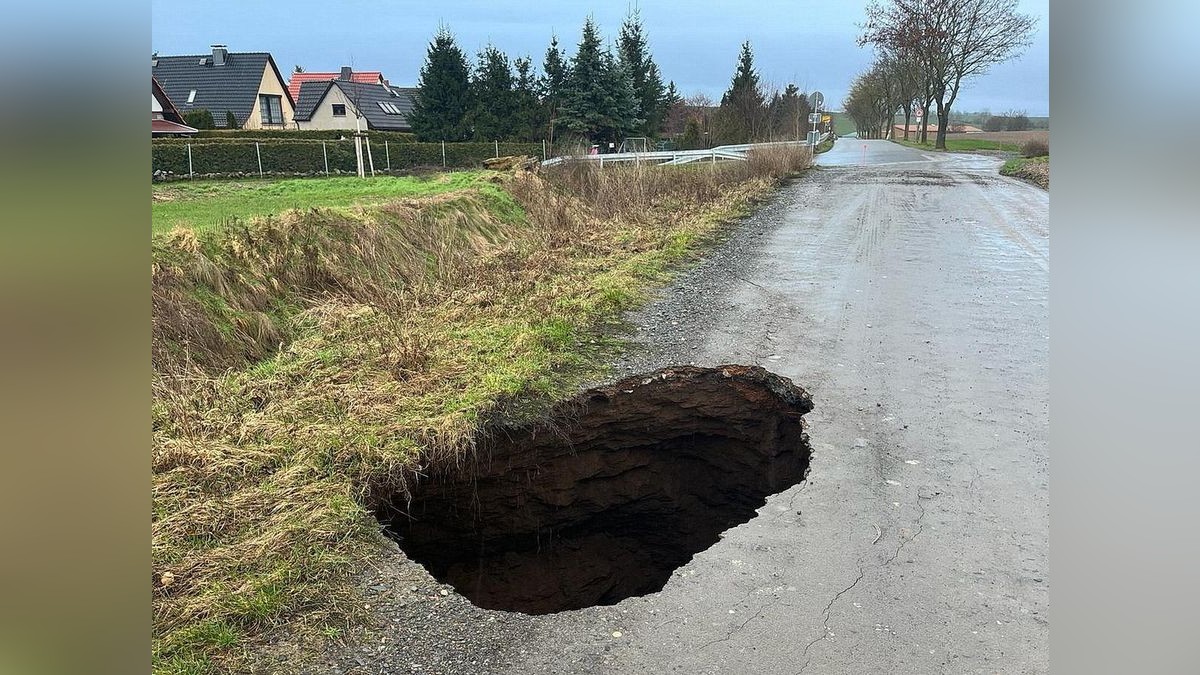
(496, 140, 1049, 674)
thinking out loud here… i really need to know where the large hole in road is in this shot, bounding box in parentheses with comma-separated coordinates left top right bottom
(379, 365, 813, 615)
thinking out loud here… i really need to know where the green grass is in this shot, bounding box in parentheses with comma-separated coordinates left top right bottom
(892, 137, 1020, 153)
(1000, 155, 1047, 173)
(152, 172, 486, 234)
(829, 112, 857, 137)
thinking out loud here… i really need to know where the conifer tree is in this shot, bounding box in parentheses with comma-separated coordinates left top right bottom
(466, 44, 516, 141)
(715, 41, 767, 143)
(616, 10, 667, 137)
(409, 26, 472, 141)
(559, 17, 644, 145)
(512, 56, 542, 141)
(540, 35, 569, 144)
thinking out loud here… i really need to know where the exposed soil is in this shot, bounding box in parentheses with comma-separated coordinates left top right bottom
(378, 365, 813, 615)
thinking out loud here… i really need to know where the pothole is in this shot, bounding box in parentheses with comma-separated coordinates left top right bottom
(378, 365, 813, 615)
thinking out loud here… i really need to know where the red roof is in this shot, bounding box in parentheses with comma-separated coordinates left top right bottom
(287, 71, 384, 102)
(152, 118, 198, 135)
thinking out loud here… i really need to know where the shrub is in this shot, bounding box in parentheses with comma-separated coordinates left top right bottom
(1022, 138, 1049, 158)
(183, 109, 215, 130)
(225, 110, 239, 129)
(151, 140, 544, 175)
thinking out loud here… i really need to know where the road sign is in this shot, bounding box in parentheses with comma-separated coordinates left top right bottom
(807, 130, 821, 145)
(807, 91, 824, 111)
(822, 114, 832, 124)
(808, 112, 823, 124)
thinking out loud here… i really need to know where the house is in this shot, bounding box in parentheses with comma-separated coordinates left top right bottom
(293, 69, 417, 132)
(152, 78, 197, 136)
(152, 45, 295, 129)
(287, 69, 386, 104)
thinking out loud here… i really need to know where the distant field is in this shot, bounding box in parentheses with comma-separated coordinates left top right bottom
(151, 172, 484, 234)
(963, 130, 1049, 145)
(829, 112, 858, 137)
(893, 129, 1049, 153)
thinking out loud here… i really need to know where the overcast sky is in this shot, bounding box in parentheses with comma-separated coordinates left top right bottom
(151, 0, 1049, 116)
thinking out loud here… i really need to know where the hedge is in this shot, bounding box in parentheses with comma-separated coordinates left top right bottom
(152, 140, 544, 175)
(189, 129, 418, 143)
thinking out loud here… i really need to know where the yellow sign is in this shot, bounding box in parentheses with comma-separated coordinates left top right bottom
(822, 115, 832, 123)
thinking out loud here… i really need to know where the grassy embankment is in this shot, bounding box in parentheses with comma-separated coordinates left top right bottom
(152, 147, 812, 674)
(1000, 155, 1049, 189)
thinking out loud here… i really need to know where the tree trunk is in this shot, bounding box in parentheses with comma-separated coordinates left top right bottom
(902, 104, 911, 141)
(934, 97, 949, 150)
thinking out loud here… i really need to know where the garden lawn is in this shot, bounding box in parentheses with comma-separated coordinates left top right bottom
(152, 173, 485, 234)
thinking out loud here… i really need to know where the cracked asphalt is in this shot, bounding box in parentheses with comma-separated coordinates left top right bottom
(308, 139, 1048, 675)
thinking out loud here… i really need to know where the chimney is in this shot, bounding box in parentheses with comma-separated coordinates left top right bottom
(211, 44, 228, 66)
(339, 66, 352, 80)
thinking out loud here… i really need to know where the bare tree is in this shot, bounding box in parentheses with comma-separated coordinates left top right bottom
(862, 0, 1035, 149)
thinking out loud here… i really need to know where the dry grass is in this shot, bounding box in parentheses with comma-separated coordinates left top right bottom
(1000, 155, 1050, 189)
(151, 147, 810, 673)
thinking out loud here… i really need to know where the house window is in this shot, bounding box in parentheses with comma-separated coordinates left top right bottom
(187, 89, 197, 104)
(332, 104, 346, 117)
(259, 94, 284, 126)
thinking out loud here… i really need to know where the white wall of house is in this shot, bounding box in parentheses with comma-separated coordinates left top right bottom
(295, 86, 364, 131)
(244, 62, 294, 129)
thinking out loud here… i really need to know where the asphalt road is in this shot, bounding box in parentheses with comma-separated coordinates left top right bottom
(328, 140, 1049, 675)
(496, 140, 1049, 674)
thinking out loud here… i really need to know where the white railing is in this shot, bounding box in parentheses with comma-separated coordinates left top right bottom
(541, 136, 830, 168)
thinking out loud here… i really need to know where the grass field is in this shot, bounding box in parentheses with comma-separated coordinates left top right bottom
(894, 137, 1020, 152)
(152, 173, 485, 234)
(829, 112, 858, 137)
(893, 130, 1048, 153)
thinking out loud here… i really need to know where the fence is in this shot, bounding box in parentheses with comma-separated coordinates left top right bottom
(152, 139, 545, 179)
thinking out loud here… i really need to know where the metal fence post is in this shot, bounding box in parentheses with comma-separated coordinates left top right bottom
(385, 140, 390, 171)
(256, 142, 263, 177)
(494, 140, 499, 157)
(322, 141, 329, 174)
(441, 140, 446, 168)
(542, 139, 546, 161)
(187, 143, 193, 179)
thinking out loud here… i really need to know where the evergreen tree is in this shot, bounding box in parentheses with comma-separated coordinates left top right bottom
(540, 35, 569, 145)
(616, 10, 667, 137)
(512, 56, 542, 142)
(606, 48, 644, 141)
(558, 17, 610, 143)
(559, 17, 644, 145)
(715, 41, 767, 143)
(409, 26, 472, 141)
(466, 44, 516, 141)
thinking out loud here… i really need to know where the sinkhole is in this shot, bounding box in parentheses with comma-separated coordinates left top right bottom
(378, 365, 813, 615)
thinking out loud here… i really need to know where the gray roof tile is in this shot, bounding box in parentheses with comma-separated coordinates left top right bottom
(152, 51, 290, 128)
